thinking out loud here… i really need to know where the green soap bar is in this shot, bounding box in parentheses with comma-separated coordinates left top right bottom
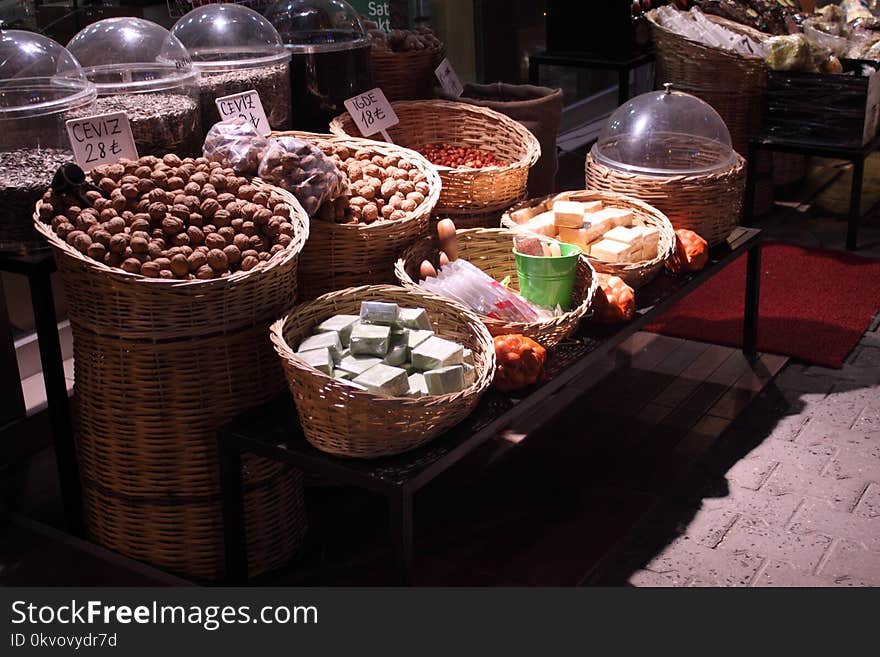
(463, 348, 474, 366)
(402, 361, 417, 375)
(338, 378, 367, 391)
(353, 363, 409, 396)
(298, 331, 343, 360)
(462, 362, 476, 387)
(424, 365, 465, 395)
(405, 329, 434, 357)
(337, 353, 383, 375)
(299, 347, 333, 375)
(384, 342, 408, 367)
(316, 314, 361, 347)
(407, 372, 428, 398)
(411, 336, 464, 371)
(399, 307, 432, 330)
(334, 369, 354, 381)
(350, 323, 391, 357)
(335, 347, 350, 365)
(359, 301, 399, 326)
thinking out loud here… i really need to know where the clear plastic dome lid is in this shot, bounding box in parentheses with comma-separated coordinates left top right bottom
(0, 30, 95, 119)
(264, 0, 370, 53)
(172, 4, 290, 72)
(592, 85, 737, 176)
(66, 17, 198, 94)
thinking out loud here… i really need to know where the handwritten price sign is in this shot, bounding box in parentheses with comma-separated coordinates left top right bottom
(344, 88, 398, 140)
(66, 112, 138, 171)
(435, 58, 463, 98)
(215, 90, 271, 136)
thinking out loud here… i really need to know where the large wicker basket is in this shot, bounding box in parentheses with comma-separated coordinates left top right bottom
(502, 190, 675, 289)
(273, 131, 441, 299)
(585, 150, 746, 247)
(33, 179, 310, 581)
(647, 9, 769, 156)
(330, 100, 541, 229)
(395, 227, 598, 348)
(270, 284, 496, 459)
(371, 46, 445, 101)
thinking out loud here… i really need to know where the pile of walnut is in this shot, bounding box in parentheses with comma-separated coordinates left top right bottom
(367, 26, 442, 52)
(313, 142, 430, 225)
(39, 154, 297, 279)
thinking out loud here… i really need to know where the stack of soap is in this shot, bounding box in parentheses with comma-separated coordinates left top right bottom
(350, 324, 392, 357)
(352, 363, 409, 396)
(315, 314, 360, 347)
(552, 200, 585, 229)
(603, 225, 644, 261)
(630, 225, 660, 260)
(523, 211, 557, 237)
(297, 331, 343, 361)
(589, 238, 638, 263)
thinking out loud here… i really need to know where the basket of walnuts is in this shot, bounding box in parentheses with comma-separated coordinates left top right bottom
(269, 131, 441, 300)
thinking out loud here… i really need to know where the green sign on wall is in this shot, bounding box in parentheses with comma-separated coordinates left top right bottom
(348, 0, 416, 31)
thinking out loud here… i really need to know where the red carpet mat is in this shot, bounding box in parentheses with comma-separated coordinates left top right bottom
(646, 243, 880, 368)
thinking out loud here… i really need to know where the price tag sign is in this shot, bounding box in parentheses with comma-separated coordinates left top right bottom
(215, 90, 271, 136)
(435, 58, 463, 98)
(66, 112, 138, 170)
(344, 87, 399, 140)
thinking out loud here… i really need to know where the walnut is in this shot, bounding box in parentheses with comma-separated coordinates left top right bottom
(233, 233, 250, 251)
(207, 248, 228, 272)
(87, 242, 106, 261)
(218, 226, 236, 245)
(130, 236, 149, 254)
(205, 233, 226, 250)
(240, 255, 260, 271)
(173, 232, 190, 247)
(223, 244, 241, 265)
(72, 232, 92, 254)
(162, 216, 184, 236)
(195, 265, 215, 280)
(187, 251, 207, 272)
(121, 258, 141, 274)
(362, 204, 379, 223)
(400, 199, 417, 213)
(170, 254, 189, 277)
(187, 226, 205, 246)
(213, 209, 232, 227)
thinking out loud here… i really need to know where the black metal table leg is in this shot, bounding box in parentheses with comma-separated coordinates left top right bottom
(618, 68, 630, 106)
(27, 270, 83, 536)
(847, 156, 865, 251)
(0, 275, 26, 428)
(388, 491, 414, 585)
(743, 239, 762, 361)
(219, 436, 248, 584)
(742, 142, 758, 227)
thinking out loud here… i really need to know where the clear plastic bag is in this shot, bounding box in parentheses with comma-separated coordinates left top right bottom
(257, 136, 349, 216)
(202, 118, 269, 176)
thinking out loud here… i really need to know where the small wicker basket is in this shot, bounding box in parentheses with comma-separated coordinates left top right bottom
(272, 131, 441, 299)
(502, 190, 675, 289)
(395, 227, 598, 348)
(330, 100, 541, 228)
(585, 150, 746, 247)
(371, 46, 446, 101)
(270, 284, 496, 459)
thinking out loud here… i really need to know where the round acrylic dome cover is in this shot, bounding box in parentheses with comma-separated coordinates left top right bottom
(264, 0, 370, 53)
(0, 30, 95, 119)
(592, 87, 736, 176)
(172, 4, 289, 71)
(66, 17, 197, 93)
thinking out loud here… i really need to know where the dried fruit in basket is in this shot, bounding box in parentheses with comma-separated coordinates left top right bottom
(592, 274, 635, 324)
(492, 334, 546, 392)
(666, 228, 709, 274)
(418, 143, 506, 169)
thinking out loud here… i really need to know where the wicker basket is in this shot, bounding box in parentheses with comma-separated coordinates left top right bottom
(34, 180, 310, 581)
(272, 131, 441, 299)
(647, 9, 769, 156)
(330, 100, 541, 228)
(270, 284, 496, 459)
(502, 190, 675, 289)
(585, 149, 746, 247)
(394, 227, 598, 347)
(371, 46, 445, 101)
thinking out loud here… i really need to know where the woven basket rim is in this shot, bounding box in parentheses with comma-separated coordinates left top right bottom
(33, 178, 310, 290)
(394, 226, 598, 335)
(586, 151, 747, 183)
(371, 44, 446, 59)
(270, 283, 496, 405)
(329, 98, 541, 175)
(646, 9, 771, 61)
(503, 190, 676, 275)
(270, 130, 442, 235)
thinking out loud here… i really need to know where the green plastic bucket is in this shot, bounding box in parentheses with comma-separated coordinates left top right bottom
(513, 242, 581, 310)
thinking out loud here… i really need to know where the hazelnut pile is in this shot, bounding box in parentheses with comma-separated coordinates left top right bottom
(417, 144, 507, 169)
(39, 154, 298, 279)
(367, 26, 443, 53)
(313, 142, 431, 225)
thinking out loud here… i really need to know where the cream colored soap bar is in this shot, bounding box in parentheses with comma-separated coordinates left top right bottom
(552, 200, 585, 229)
(523, 211, 558, 237)
(604, 225, 643, 248)
(558, 226, 590, 248)
(352, 363, 409, 396)
(582, 200, 603, 213)
(590, 238, 638, 263)
(590, 208, 633, 229)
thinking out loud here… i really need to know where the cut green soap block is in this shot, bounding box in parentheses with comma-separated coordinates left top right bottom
(316, 314, 360, 347)
(352, 363, 409, 396)
(407, 372, 429, 398)
(463, 348, 474, 366)
(298, 347, 333, 375)
(359, 301, 399, 326)
(337, 353, 383, 376)
(399, 307, 432, 330)
(349, 323, 391, 357)
(411, 336, 464, 371)
(298, 331, 343, 360)
(462, 362, 476, 387)
(424, 365, 465, 395)
(334, 369, 354, 381)
(384, 336, 409, 366)
(405, 329, 434, 357)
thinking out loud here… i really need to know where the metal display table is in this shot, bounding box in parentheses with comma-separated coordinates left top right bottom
(219, 228, 763, 585)
(0, 250, 83, 536)
(744, 136, 879, 251)
(528, 49, 655, 107)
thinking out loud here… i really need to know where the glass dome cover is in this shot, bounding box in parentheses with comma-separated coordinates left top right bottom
(66, 17, 198, 94)
(171, 4, 290, 72)
(0, 30, 95, 119)
(592, 85, 737, 176)
(264, 0, 370, 53)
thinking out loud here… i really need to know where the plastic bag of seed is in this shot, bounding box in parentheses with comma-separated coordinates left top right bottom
(202, 118, 269, 176)
(257, 136, 349, 216)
